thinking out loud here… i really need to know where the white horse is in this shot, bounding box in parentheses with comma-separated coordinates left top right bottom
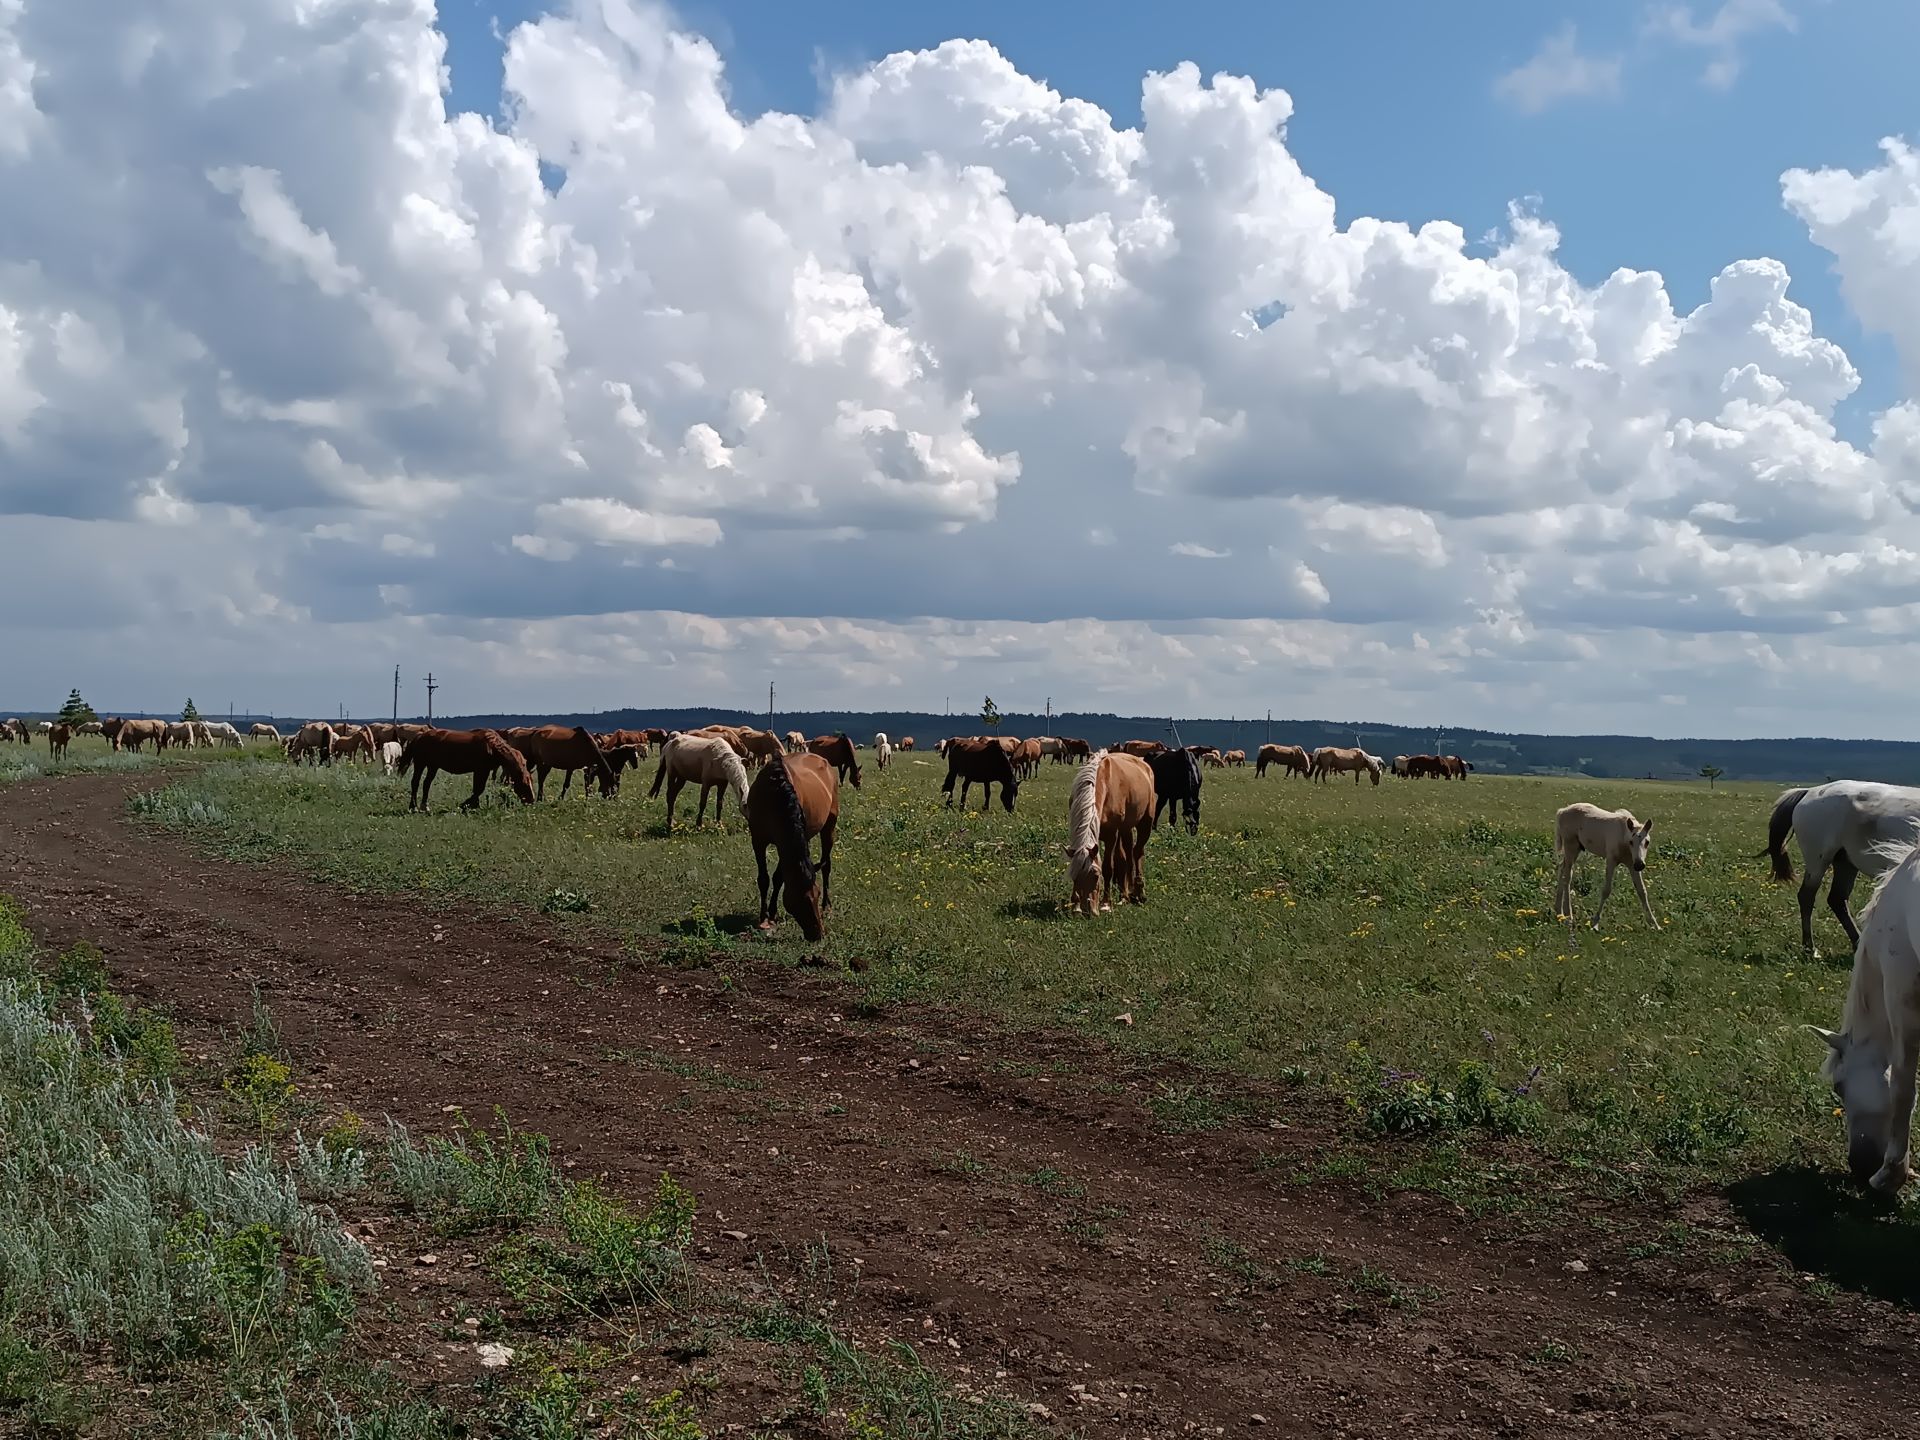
(1763, 781, 1920, 956)
(1814, 831, 1920, 1193)
(1552, 803, 1657, 929)
(380, 740, 404, 776)
(873, 733, 892, 771)
(648, 733, 750, 827)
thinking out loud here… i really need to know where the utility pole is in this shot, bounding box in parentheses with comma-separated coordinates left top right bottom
(424, 673, 438, 722)
(1266, 708, 1271, 745)
(767, 681, 774, 735)
(392, 665, 400, 725)
(1045, 697, 1052, 737)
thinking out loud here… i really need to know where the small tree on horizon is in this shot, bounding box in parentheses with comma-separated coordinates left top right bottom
(1700, 764, 1725, 789)
(181, 698, 201, 723)
(980, 696, 1002, 729)
(56, 689, 96, 727)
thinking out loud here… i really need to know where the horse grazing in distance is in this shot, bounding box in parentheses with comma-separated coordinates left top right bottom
(380, 741, 404, 776)
(898, 737, 916, 752)
(806, 734, 863, 789)
(874, 735, 893, 772)
(1056, 737, 1091, 764)
(650, 734, 751, 827)
(1391, 755, 1410, 778)
(1115, 740, 1167, 759)
(732, 729, 785, 768)
(1198, 751, 1226, 769)
(783, 730, 807, 755)
(1761, 780, 1920, 955)
(77, 721, 104, 737)
(1147, 747, 1203, 835)
(1037, 736, 1064, 765)
(400, 728, 535, 812)
(746, 753, 839, 942)
(1404, 754, 1445, 779)
(598, 743, 646, 795)
(942, 737, 1019, 812)
(1066, 752, 1156, 914)
(46, 723, 71, 761)
(250, 723, 281, 743)
(508, 725, 617, 799)
(1553, 803, 1657, 930)
(1011, 737, 1043, 780)
(162, 722, 197, 751)
(287, 722, 337, 765)
(1223, 749, 1247, 768)
(1254, 744, 1306, 778)
(1441, 755, 1472, 779)
(333, 726, 375, 763)
(1814, 834, 1920, 1193)
(1311, 747, 1382, 786)
(115, 718, 166, 753)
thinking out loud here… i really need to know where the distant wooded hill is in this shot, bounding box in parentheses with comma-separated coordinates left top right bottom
(421, 707, 1917, 785)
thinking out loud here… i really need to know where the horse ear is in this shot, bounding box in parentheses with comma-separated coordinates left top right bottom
(1641, 819, 1655, 835)
(1805, 1024, 1845, 1053)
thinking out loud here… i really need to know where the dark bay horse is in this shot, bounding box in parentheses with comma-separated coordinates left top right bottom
(399, 728, 536, 812)
(1147, 747, 1203, 835)
(746, 753, 839, 942)
(806, 733, 863, 789)
(505, 724, 617, 799)
(942, 737, 1019, 812)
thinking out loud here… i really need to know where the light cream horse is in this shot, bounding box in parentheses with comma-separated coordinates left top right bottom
(380, 740, 404, 776)
(250, 723, 281, 742)
(649, 734, 750, 827)
(1552, 803, 1657, 929)
(1310, 747, 1382, 786)
(873, 733, 893, 771)
(784, 730, 807, 755)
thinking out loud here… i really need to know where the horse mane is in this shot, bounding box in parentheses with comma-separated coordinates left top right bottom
(764, 757, 815, 890)
(720, 745, 751, 808)
(483, 731, 534, 792)
(1067, 755, 1101, 892)
(1827, 829, 1920, 1074)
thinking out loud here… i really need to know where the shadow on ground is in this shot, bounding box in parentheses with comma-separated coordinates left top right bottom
(1727, 1164, 1920, 1306)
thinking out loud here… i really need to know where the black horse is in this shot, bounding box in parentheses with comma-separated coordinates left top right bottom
(1146, 747, 1202, 835)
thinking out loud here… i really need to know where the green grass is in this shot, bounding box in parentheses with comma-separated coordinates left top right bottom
(131, 759, 1845, 1187)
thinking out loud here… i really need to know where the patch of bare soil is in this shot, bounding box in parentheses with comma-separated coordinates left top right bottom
(2, 773, 1912, 1438)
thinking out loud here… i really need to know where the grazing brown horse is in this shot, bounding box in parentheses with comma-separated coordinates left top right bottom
(806, 734, 863, 789)
(686, 725, 752, 759)
(333, 726, 376, 763)
(598, 742, 646, 795)
(287, 722, 337, 765)
(898, 737, 916, 752)
(597, 728, 653, 757)
(746, 753, 839, 942)
(1066, 752, 1156, 914)
(1056, 737, 1092, 764)
(1012, 737, 1044, 780)
(736, 728, 786, 768)
(942, 737, 1019, 812)
(1442, 755, 1473, 779)
(1254, 743, 1310, 778)
(115, 718, 167, 753)
(1115, 739, 1167, 759)
(650, 734, 751, 827)
(1311, 747, 1383, 785)
(1223, 749, 1247, 767)
(783, 730, 807, 755)
(400, 728, 536, 812)
(46, 723, 71, 761)
(507, 725, 617, 799)
(1405, 754, 1447, 779)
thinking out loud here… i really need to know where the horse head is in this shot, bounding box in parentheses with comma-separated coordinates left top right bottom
(1628, 818, 1654, 872)
(1067, 843, 1101, 914)
(1001, 774, 1019, 811)
(1814, 1026, 1900, 1188)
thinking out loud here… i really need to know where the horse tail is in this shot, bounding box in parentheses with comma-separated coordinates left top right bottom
(765, 757, 815, 890)
(649, 738, 673, 798)
(1067, 755, 1101, 893)
(1760, 787, 1808, 883)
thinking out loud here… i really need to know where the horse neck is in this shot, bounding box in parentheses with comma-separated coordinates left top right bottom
(1842, 937, 1892, 1053)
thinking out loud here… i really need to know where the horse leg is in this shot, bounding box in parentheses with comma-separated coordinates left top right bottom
(1186, 797, 1198, 836)
(1828, 852, 1863, 951)
(1554, 851, 1576, 919)
(1631, 868, 1657, 927)
(1798, 862, 1826, 955)
(536, 765, 549, 800)
(664, 775, 682, 828)
(820, 816, 836, 912)
(1132, 818, 1153, 902)
(1100, 826, 1120, 912)
(755, 843, 774, 927)
(409, 765, 423, 811)
(1590, 859, 1618, 930)
(1874, 1031, 1920, 1193)
(420, 767, 439, 812)
(695, 784, 711, 825)
(461, 767, 488, 811)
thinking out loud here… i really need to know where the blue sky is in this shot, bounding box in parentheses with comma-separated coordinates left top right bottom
(441, 0, 1917, 432)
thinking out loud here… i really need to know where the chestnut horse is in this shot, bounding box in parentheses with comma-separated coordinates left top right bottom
(650, 734, 750, 827)
(806, 733, 863, 789)
(115, 718, 167, 753)
(1056, 738, 1091, 764)
(942, 737, 1019, 812)
(400, 728, 536, 812)
(1115, 739, 1167, 759)
(898, 737, 916, 752)
(746, 753, 839, 942)
(1066, 752, 1156, 914)
(506, 725, 617, 799)
(46, 723, 71, 761)
(1311, 747, 1382, 786)
(1223, 749, 1247, 768)
(1254, 744, 1309, 778)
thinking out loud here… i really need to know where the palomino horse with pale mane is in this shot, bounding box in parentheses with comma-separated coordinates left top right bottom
(1553, 803, 1657, 930)
(650, 734, 750, 827)
(1762, 780, 1920, 956)
(399, 728, 536, 813)
(1223, 749, 1247, 768)
(1813, 832, 1920, 1192)
(1311, 747, 1382, 785)
(783, 731, 807, 755)
(1066, 751, 1156, 914)
(873, 734, 893, 771)
(805, 734, 863, 789)
(746, 753, 839, 942)
(1254, 743, 1309, 778)
(942, 737, 1019, 812)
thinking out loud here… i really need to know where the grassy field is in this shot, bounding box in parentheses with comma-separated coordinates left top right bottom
(102, 739, 1851, 1189)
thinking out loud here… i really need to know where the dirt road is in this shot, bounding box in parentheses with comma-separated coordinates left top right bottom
(1, 773, 1910, 1437)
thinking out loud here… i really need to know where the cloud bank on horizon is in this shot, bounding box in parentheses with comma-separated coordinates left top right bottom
(2, 0, 1918, 734)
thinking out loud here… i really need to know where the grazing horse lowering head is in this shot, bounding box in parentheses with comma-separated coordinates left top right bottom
(1819, 1027, 1896, 1186)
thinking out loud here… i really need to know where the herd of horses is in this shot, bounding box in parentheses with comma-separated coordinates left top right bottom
(25, 705, 1920, 1197)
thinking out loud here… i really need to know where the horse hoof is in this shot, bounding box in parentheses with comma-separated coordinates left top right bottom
(1870, 1163, 1911, 1196)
